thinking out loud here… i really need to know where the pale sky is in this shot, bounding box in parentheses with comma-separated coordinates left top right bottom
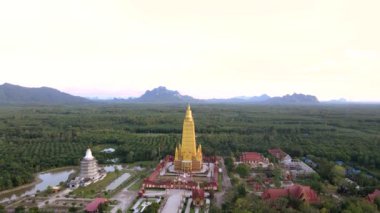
(0, 0, 379, 101)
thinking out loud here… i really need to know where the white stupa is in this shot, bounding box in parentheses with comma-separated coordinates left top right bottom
(80, 148, 100, 180)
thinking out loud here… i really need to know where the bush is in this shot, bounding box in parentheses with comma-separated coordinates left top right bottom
(235, 164, 250, 178)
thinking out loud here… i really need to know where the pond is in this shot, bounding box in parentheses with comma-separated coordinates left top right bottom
(0, 168, 76, 204)
(103, 164, 123, 173)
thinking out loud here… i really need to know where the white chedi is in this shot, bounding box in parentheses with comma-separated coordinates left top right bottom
(84, 148, 95, 160)
(80, 148, 100, 179)
(68, 148, 107, 188)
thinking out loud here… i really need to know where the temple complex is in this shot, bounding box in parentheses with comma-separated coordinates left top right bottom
(142, 105, 218, 192)
(174, 105, 203, 172)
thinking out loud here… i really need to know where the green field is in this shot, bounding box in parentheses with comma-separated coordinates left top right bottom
(0, 104, 379, 191)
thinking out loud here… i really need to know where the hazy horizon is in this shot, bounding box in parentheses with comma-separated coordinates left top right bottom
(1, 1, 379, 102)
(1, 82, 376, 103)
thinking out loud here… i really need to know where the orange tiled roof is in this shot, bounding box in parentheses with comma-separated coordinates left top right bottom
(240, 152, 264, 162)
(262, 184, 319, 203)
(85, 198, 107, 212)
(268, 148, 288, 160)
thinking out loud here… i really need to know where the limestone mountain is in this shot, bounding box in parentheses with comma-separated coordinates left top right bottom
(266, 93, 319, 104)
(131, 86, 198, 103)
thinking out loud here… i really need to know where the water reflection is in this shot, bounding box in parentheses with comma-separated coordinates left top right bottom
(0, 169, 75, 203)
(103, 165, 123, 173)
(0, 164, 123, 204)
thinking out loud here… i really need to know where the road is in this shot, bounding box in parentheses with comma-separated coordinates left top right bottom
(110, 178, 139, 213)
(214, 158, 232, 208)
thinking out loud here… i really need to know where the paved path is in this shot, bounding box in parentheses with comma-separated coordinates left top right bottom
(185, 198, 192, 213)
(37, 188, 74, 208)
(214, 158, 232, 208)
(161, 191, 184, 213)
(110, 178, 139, 213)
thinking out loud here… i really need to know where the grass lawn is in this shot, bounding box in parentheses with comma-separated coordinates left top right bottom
(218, 172, 223, 191)
(71, 172, 122, 198)
(127, 161, 158, 169)
(129, 178, 144, 191)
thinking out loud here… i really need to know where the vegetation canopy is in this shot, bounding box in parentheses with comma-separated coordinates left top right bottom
(0, 104, 379, 191)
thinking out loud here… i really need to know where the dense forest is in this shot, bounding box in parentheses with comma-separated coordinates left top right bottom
(0, 104, 379, 191)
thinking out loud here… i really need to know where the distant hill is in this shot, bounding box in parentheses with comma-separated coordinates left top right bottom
(0, 83, 321, 105)
(207, 94, 271, 103)
(266, 93, 319, 104)
(126, 87, 319, 104)
(127, 87, 318, 104)
(130, 86, 199, 103)
(0, 83, 89, 105)
(325, 98, 348, 104)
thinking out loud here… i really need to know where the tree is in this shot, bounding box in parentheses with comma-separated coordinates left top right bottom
(209, 204, 222, 213)
(28, 207, 39, 213)
(143, 202, 160, 213)
(97, 202, 108, 213)
(0, 205, 5, 213)
(235, 164, 250, 178)
(273, 167, 282, 188)
(331, 165, 346, 185)
(236, 183, 247, 197)
(68, 207, 77, 213)
(375, 196, 380, 210)
(224, 157, 234, 172)
(15, 206, 25, 213)
(271, 197, 288, 211)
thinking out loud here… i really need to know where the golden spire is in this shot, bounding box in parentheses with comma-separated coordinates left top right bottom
(180, 105, 197, 160)
(175, 146, 179, 160)
(185, 104, 193, 120)
(197, 144, 202, 160)
(173, 105, 203, 172)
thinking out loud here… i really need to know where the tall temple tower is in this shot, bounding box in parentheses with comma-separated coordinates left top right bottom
(80, 148, 100, 180)
(174, 105, 203, 172)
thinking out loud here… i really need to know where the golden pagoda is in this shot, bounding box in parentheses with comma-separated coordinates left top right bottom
(174, 105, 203, 172)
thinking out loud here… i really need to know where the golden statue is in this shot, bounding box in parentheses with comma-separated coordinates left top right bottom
(174, 105, 203, 172)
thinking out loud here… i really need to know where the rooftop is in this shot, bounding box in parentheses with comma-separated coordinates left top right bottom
(262, 184, 319, 203)
(367, 189, 380, 203)
(240, 152, 265, 162)
(85, 198, 107, 212)
(268, 148, 288, 160)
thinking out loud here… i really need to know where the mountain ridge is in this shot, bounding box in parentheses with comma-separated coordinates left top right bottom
(0, 83, 323, 105)
(0, 83, 89, 105)
(127, 86, 319, 104)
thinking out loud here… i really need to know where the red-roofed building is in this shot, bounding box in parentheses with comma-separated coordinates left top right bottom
(239, 152, 270, 168)
(268, 149, 287, 159)
(192, 184, 205, 206)
(367, 189, 380, 203)
(85, 198, 108, 213)
(262, 184, 319, 204)
(268, 148, 292, 164)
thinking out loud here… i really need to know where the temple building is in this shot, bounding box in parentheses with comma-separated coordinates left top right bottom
(192, 184, 205, 207)
(262, 184, 319, 204)
(80, 148, 100, 180)
(238, 152, 271, 168)
(68, 148, 106, 188)
(141, 105, 218, 192)
(174, 105, 203, 172)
